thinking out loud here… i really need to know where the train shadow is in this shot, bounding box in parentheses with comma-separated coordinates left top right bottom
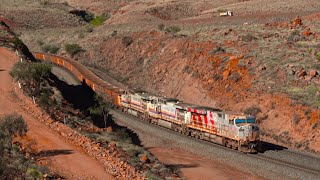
(166, 163, 199, 169)
(48, 73, 142, 146)
(258, 141, 287, 153)
(33, 149, 74, 160)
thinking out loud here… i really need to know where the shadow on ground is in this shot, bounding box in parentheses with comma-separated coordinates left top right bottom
(34, 149, 74, 160)
(48, 72, 142, 146)
(259, 141, 287, 153)
(166, 163, 199, 169)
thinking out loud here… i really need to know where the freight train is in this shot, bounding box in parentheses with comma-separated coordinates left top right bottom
(33, 52, 260, 153)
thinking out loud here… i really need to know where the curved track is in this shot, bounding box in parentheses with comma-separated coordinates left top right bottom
(33, 52, 320, 179)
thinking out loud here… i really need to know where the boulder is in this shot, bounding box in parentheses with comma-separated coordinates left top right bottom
(139, 154, 149, 163)
(298, 70, 307, 77)
(310, 69, 317, 77)
(258, 65, 266, 71)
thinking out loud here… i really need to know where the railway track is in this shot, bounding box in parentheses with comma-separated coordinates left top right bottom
(34, 52, 320, 179)
(110, 109, 320, 179)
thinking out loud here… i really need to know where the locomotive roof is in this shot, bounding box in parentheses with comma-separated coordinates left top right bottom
(176, 102, 221, 112)
(158, 97, 179, 102)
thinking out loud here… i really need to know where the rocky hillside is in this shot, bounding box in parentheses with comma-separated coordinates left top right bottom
(83, 18, 320, 153)
(0, 21, 35, 61)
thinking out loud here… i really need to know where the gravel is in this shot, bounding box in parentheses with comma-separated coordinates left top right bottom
(110, 109, 320, 180)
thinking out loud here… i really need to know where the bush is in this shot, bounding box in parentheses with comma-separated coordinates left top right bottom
(208, 46, 226, 55)
(11, 37, 24, 49)
(158, 24, 165, 31)
(287, 30, 304, 42)
(111, 30, 117, 36)
(26, 166, 43, 179)
(122, 36, 133, 47)
(244, 106, 262, 116)
(11, 62, 52, 83)
(165, 26, 181, 34)
(229, 72, 241, 82)
(41, 44, 60, 54)
(90, 13, 110, 26)
(240, 34, 257, 42)
(65, 43, 82, 56)
(10, 62, 52, 95)
(292, 114, 300, 125)
(315, 52, 320, 61)
(85, 25, 93, 33)
(312, 123, 318, 129)
(39, 92, 51, 107)
(84, 12, 95, 22)
(0, 114, 27, 149)
(40, 0, 50, 6)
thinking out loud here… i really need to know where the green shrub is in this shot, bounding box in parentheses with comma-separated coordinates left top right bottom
(315, 52, 320, 61)
(26, 167, 43, 178)
(11, 37, 23, 49)
(0, 114, 27, 149)
(90, 13, 110, 26)
(10, 62, 52, 95)
(39, 92, 51, 107)
(65, 43, 82, 56)
(165, 26, 181, 34)
(143, 170, 162, 180)
(11, 62, 51, 83)
(41, 44, 60, 54)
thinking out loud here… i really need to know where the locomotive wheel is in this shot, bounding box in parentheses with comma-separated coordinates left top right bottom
(232, 143, 238, 150)
(199, 133, 204, 140)
(171, 124, 176, 131)
(222, 138, 227, 147)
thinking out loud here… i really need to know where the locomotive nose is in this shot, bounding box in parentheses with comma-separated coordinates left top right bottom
(250, 124, 260, 141)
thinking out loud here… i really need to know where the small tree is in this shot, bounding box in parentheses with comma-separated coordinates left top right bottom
(88, 95, 113, 128)
(10, 62, 52, 96)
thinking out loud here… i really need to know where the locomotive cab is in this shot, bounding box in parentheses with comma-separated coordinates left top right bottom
(232, 115, 260, 152)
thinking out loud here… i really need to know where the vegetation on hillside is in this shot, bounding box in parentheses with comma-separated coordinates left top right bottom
(10, 61, 52, 96)
(65, 43, 82, 56)
(0, 114, 54, 179)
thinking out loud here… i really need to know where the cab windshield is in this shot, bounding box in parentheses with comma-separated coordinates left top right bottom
(235, 117, 255, 124)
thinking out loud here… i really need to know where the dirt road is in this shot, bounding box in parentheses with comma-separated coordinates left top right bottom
(0, 48, 114, 179)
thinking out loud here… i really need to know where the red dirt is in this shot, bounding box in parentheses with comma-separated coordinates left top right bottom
(0, 48, 114, 179)
(149, 147, 264, 180)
